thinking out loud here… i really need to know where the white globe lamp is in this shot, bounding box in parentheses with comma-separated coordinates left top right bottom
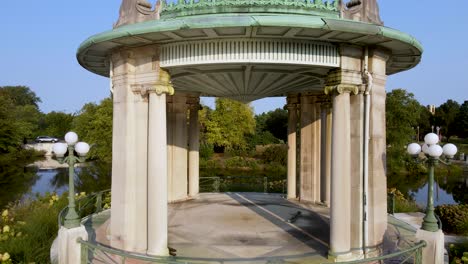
(443, 143, 458, 158)
(75, 142, 90, 157)
(407, 143, 421, 156)
(424, 133, 439, 145)
(65, 131, 79, 145)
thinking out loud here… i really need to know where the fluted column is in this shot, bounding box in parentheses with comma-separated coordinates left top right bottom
(167, 94, 189, 202)
(147, 69, 174, 256)
(325, 103, 332, 206)
(320, 99, 331, 205)
(313, 100, 321, 202)
(325, 84, 359, 261)
(286, 95, 298, 199)
(300, 94, 315, 202)
(188, 95, 200, 197)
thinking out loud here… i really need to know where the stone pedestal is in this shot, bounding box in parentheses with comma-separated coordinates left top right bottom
(57, 226, 88, 264)
(415, 229, 444, 264)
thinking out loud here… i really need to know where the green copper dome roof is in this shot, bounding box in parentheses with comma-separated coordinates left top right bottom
(160, 0, 339, 19)
(77, 0, 422, 78)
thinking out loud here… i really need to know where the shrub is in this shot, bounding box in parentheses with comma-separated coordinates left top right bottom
(224, 156, 258, 170)
(388, 188, 421, 213)
(0, 193, 68, 263)
(200, 143, 214, 160)
(448, 242, 468, 264)
(435, 204, 468, 235)
(261, 144, 287, 166)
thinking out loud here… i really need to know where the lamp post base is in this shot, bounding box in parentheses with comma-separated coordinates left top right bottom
(415, 229, 444, 264)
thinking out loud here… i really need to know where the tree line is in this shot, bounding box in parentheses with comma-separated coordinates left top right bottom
(1, 85, 467, 169)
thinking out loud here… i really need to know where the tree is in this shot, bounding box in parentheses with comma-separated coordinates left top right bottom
(256, 108, 288, 142)
(0, 86, 44, 150)
(386, 89, 422, 148)
(72, 98, 113, 163)
(434, 99, 460, 141)
(0, 86, 41, 108)
(454, 101, 468, 139)
(386, 89, 423, 174)
(37, 111, 74, 138)
(205, 98, 255, 151)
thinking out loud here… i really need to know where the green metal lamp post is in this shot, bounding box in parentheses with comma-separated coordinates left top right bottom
(52, 132, 90, 229)
(407, 133, 458, 232)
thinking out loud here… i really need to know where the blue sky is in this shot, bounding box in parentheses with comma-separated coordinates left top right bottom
(0, 1, 467, 114)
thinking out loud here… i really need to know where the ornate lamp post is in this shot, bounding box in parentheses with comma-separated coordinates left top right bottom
(407, 133, 457, 232)
(52, 132, 90, 229)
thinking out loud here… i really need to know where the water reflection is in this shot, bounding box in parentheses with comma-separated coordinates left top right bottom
(0, 162, 112, 209)
(389, 165, 468, 207)
(0, 164, 38, 209)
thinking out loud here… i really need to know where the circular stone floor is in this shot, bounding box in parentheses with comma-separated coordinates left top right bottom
(83, 193, 418, 263)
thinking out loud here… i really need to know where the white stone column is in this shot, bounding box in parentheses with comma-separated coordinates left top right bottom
(325, 84, 358, 261)
(313, 101, 321, 202)
(147, 69, 174, 256)
(286, 95, 298, 199)
(325, 105, 332, 206)
(367, 49, 389, 252)
(320, 100, 331, 205)
(350, 92, 364, 254)
(167, 94, 189, 202)
(188, 95, 200, 197)
(110, 48, 152, 252)
(300, 94, 314, 202)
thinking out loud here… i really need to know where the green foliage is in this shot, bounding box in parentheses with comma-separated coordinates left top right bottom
(37, 111, 74, 138)
(224, 156, 259, 170)
(205, 98, 255, 151)
(72, 98, 113, 163)
(386, 89, 423, 174)
(0, 193, 68, 264)
(434, 100, 460, 141)
(435, 204, 468, 235)
(261, 144, 287, 166)
(200, 143, 214, 160)
(449, 243, 468, 264)
(255, 108, 288, 142)
(388, 188, 421, 213)
(248, 131, 280, 146)
(0, 86, 41, 108)
(454, 101, 468, 139)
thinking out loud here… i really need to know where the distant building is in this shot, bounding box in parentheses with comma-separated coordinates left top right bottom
(428, 105, 436, 115)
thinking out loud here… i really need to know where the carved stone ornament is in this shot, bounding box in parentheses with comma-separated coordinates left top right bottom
(342, 0, 383, 25)
(324, 84, 359, 96)
(114, 0, 160, 28)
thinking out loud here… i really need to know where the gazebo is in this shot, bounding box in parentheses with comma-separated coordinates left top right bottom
(69, 0, 422, 262)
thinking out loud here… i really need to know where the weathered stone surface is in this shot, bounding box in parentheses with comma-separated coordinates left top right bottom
(343, 0, 384, 25)
(114, 0, 159, 28)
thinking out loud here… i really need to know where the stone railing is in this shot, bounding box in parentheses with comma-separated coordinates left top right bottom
(160, 0, 339, 18)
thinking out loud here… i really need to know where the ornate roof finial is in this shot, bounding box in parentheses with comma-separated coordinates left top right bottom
(343, 0, 383, 25)
(114, 0, 161, 28)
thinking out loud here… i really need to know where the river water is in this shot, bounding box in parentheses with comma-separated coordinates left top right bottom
(1, 162, 467, 210)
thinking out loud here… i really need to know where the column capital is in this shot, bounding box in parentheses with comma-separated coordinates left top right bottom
(324, 84, 359, 96)
(149, 70, 175, 96)
(131, 70, 175, 96)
